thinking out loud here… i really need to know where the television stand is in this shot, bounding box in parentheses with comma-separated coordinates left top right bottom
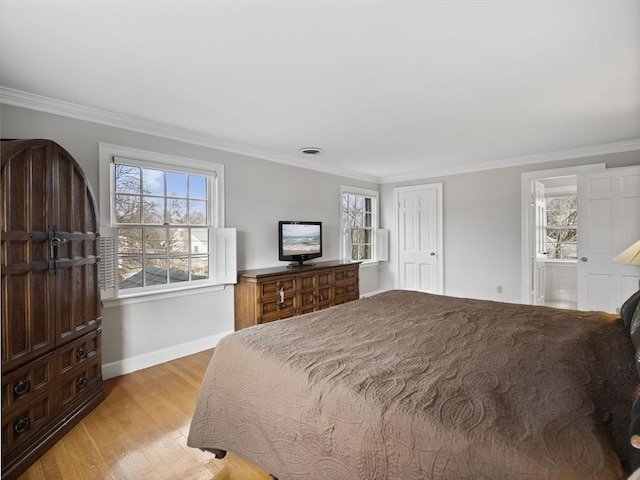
(234, 260, 360, 330)
(286, 261, 315, 269)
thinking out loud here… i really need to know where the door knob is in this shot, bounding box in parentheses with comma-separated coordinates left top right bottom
(430, 252, 436, 256)
(581, 257, 588, 262)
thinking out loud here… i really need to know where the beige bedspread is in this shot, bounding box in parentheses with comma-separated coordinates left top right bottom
(188, 290, 636, 479)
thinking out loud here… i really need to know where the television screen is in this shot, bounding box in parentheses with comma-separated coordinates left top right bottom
(279, 221, 322, 267)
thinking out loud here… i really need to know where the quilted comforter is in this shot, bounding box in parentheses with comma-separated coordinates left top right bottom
(188, 290, 636, 479)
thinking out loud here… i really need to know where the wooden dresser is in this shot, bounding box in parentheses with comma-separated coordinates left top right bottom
(1, 140, 106, 479)
(235, 260, 360, 330)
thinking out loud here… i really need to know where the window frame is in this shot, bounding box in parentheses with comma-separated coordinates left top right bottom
(340, 185, 379, 264)
(99, 143, 225, 299)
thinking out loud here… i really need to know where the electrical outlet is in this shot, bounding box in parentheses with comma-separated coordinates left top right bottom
(497, 285, 503, 294)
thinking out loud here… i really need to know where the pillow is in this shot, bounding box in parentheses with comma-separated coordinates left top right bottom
(630, 302, 640, 350)
(622, 290, 640, 333)
(630, 393, 640, 472)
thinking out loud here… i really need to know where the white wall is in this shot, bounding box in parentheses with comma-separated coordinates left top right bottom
(379, 150, 640, 303)
(545, 263, 577, 303)
(3, 104, 638, 375)
(0, 104, 380, 377)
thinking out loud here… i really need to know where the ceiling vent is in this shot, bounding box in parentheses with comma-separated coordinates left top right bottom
(298, 147, 323, 156)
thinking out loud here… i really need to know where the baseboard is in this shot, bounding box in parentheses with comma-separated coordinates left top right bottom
(102, 331, 232, 380)
(360, 289, 389, 298)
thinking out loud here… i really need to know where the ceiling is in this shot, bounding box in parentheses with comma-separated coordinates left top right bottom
(1, 0, 639, 183)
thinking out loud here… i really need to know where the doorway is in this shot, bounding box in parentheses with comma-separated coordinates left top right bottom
(522, 163, 640, 313)
(536, 175, 578, 309)
(520, 164, 606, 307)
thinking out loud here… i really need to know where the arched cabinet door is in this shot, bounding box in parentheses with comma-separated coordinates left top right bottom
(1, 139, 104, 480)
(1, 139, 100, 371)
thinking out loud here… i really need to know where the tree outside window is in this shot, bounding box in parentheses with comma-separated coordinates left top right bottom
(114, 162, 211, 290)
(545, 195, 577, 260)
(342, 189, 377, 262)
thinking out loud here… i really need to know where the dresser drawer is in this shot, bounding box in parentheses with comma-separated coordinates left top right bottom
(259, 297, 296, 323)
(259, 277, 296, 299)
(335, 282, 358, 303)
(334, 267, 358, 283)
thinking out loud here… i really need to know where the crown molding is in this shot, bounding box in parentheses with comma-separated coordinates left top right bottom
(2, 86, 637, 186)
(380, 139, 640, 184)
(0, 86, 381, 184)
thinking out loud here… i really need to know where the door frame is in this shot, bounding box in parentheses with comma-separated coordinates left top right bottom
(393, 183, 443, 293)
(520, 163, 605, 304)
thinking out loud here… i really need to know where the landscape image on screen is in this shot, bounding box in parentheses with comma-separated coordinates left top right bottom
(282, 224, 321, 256)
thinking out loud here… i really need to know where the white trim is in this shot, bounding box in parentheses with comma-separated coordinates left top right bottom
(1, 86, 379, 184)
(102, 283, 226, 308)
(381, 140, 640, 184)
(520, 163, 606, 305)
(98, 142, 225, 228)
(393, 183, 443, 293)
(340, 185, 380, 262)
(101, 330, 231, 380)
(98, 143, 228, 298)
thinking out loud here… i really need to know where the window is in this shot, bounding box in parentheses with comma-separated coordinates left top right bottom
(99, 144, 226, 297)
(341, 186, 379, 262)
(545, 195, 577, 260)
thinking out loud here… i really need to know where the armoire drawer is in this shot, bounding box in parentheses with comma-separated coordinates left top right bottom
(58, 328, 101, 376)
(2, 329, 101, 413)
(59, 356, 102, 408)
(2, 350, 56, 411)
(1, 388, 58, 455)
(1, 354, 102, 457)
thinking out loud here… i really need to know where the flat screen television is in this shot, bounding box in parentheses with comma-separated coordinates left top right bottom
(278, 221, 322, 268)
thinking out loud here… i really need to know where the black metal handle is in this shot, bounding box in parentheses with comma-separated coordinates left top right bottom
(50, 237, 66, 247)
(76, 376, 88, 389)
(14, 416, 30, 435)
(14, 379, 30, 397)
(76, 347, 87, 360)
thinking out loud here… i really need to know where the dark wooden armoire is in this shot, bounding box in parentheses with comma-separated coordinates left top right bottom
(1, 139, 106, 479)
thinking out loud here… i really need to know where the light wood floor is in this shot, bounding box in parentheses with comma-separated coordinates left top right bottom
(19, 350, 272, 480)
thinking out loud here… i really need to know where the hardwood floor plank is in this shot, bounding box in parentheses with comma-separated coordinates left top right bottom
(18, 350, 272, 480)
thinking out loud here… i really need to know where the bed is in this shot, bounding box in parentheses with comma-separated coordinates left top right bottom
(188, 290, 639, 479)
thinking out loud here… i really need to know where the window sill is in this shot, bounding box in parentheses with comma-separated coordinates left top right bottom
(102, 283, 228, 308)
(544, 259, 578, 265)
(359, 260, 380, 268)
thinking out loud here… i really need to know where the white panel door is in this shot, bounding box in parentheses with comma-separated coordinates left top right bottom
(533, 180, 547, 305)
(577, 166, 640, 312)
(395, 184, 442, 293)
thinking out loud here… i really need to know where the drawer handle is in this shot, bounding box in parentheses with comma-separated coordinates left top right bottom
(14, 416, 30, 435)
(14, 380, 30, 397)
(76, 347, 87, 360)
(76, 376, 88, 389)
(276, 282, 285, 310)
